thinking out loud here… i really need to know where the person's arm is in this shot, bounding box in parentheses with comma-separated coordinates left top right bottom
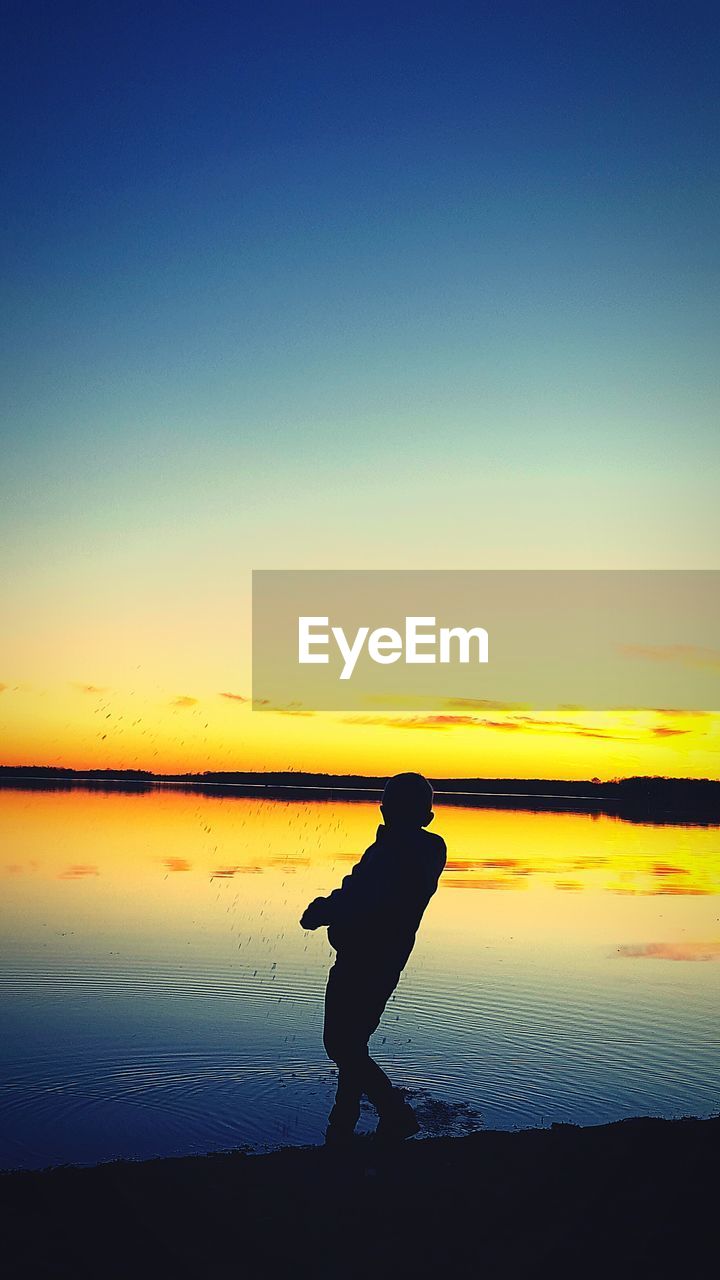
(299, 896, 331, 929)
(299, 845, 377, 930)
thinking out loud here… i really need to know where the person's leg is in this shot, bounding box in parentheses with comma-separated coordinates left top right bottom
(351, 969, 416, 1121)
(323, 959, 417, 1136)
(357, 972, 419, 1135)
(327, 1051, 399, 1130)
(326, 1055, 363, 1131)
(323, 962, 364, 1134)
(361, 1054, 395, 1113)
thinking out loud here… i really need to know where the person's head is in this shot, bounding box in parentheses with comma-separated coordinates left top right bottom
(380, 772, 434, 829)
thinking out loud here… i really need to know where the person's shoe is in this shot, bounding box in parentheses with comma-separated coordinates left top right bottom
(375, 1100, 420, 1142)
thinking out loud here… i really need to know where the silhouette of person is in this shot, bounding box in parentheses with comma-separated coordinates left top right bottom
(300, 773, 446, 1144)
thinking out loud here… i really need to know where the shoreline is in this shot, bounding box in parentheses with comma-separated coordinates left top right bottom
(1, 1116, 716, 1276)
(1, 767, 718, 824)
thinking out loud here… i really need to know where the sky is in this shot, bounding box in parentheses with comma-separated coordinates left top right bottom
(1, 1, 718, 777)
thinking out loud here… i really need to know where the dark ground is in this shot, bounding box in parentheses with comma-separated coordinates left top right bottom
(1, 1116, 717, 1278)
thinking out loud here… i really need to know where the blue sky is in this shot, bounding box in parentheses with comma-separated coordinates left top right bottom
(1, 2, 718, 682)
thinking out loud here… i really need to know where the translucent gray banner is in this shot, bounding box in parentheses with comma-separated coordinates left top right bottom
(252, 570, 719, 712)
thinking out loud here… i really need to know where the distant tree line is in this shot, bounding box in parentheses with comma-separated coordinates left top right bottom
(1, 766, 718, 822)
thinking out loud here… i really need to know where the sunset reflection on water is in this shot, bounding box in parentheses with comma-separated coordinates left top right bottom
(1, 785, 718, 1169)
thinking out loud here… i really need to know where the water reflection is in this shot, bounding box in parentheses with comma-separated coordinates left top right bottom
(0, 786, 718, 1169)
(617, 942, 720, 961)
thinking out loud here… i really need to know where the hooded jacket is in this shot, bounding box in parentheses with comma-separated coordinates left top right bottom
(318, 823, 446, 973)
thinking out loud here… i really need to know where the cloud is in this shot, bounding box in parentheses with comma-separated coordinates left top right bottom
(617, 941, 720, 961)
(617, 643, 720, 670)
(171, 695, 198, 708)
(0, 683, 7, 694)
(652, 707, 710, 718)
(273, 705, 315, 717)
(435, 716, 523, 730)
(220, 692, 249, 702)
(574, 729, 639, 741)
(342, 714, 524, 731)
(71, 683, 107, 695)
(164, 857, 191, 872)
(340, 708, 705, 740)
(512, 716, 584, 729)
(475, 719, 527, 731)
(652, 863, 689, 877)
(59, 864, 99, 879)
(512, 716, 637, 740)
(361, 693, 519, 712)
(442, 697, 518, 711)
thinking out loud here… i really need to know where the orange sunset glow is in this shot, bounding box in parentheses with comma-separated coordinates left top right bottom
(1, 677, 717, 778)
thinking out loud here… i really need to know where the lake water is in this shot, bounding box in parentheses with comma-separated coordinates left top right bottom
(1, 784, 718, 1169)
